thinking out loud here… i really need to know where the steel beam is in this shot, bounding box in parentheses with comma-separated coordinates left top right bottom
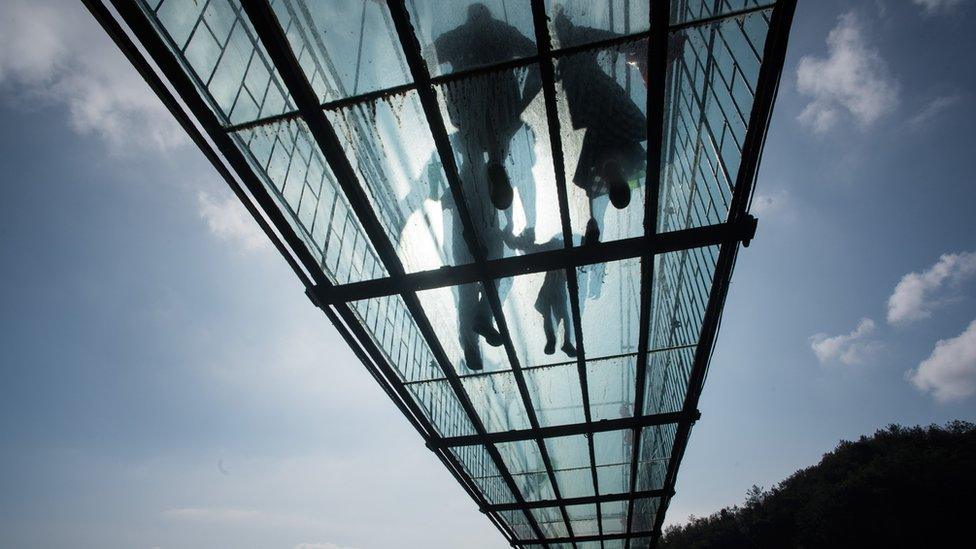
(310, 218, 756, 305)
(487, 488, 671, 513)
(432, 410, 696, 449)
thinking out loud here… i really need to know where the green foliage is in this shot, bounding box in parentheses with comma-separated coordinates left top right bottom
(659, 421, 976, 548)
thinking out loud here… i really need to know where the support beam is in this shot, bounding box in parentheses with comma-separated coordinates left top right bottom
(627, 0, 671, 544)
(310, 218, 756, 305)
(432, 411, 697, 449)
(486, 489, 671, 513)
(517, 530, 656, 546)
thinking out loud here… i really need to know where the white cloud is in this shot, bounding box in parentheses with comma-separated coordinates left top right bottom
(907, 319, 976, 402)
(913, 0, 967, 14)
(796, 12, 899, 134)
(294, 544, 359, 549)
(886, 251, 976, 325)
(909, 94, 963, 128)
(0, 0, 184, 153)
(810, 318, 879, 366)
(197, 191, 269, 253)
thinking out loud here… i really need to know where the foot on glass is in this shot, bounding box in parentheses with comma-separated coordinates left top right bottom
(562, 341, 578, 357)
(473, 319, 504, 347)
(583, 218, 600, 247)
(544, 338, 556, 355)
(488, 162, 514, 210)
(604, 160, 631, 209)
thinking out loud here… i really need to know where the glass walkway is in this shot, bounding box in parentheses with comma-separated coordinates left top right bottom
(85, 1, 795, 546)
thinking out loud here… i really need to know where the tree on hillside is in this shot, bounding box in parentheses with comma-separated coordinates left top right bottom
(659, 421, 976, 548)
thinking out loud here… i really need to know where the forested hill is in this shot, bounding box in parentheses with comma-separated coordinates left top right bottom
(660, 421, 976, 548)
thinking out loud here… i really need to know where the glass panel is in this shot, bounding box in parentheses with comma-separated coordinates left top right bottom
(434, 65, 562, 261)
(565, 503, 600, 536)
(644, 245, 719, 413)
(406, 0, 537, 77)
(499, 509, 536, 540)
(545, 435, 594, 498)
(451, 444, 516, 505)
(269, 0, 412, 102)
(594, 429, 634, 495)
(231, 120, 387, 284)
(643, 344, 697, 415)
(416, 282, 511, 374)
(460, 372, 532, 433)
(587, 356, 637, 421)
(147, 0, 295, 125)
(531, 506, 569, 539)
(636, 422, 677, 490)
(325, 90, 457, 273)
(495, 440, 556, 502)
(555, 39, 648, 244)
(546, 0, 651, 50)
(629, 497, 661, 532)
(659, 11, 770, 231)
(650, 246, 719, 349)
(601, 499, 629, 534)
(578, 258, 642, 359)
(670, 0, 775, 26)
(525, 364, 586, 428)
(627, 536, 653, 549)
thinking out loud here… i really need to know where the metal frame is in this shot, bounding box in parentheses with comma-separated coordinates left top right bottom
(84, 1, 795, 547)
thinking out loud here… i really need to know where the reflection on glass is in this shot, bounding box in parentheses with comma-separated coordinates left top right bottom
(407, 1, 537, 77)
(546, 0, 650, 50)
(269, 0, 411, 102)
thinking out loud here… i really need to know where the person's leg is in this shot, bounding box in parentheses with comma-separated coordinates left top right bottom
(556, 288, 577, 357)
(542, 309, 556, 355)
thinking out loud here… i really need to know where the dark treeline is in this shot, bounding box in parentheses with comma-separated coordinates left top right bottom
(660, 421, 976, 548)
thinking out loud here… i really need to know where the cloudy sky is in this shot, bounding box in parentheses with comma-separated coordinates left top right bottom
(1, 1, 974, 548)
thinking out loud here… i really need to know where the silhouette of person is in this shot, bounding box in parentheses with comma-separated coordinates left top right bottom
(433, 4, 541, 370)
(434, 3, 540, 212)
(504, 230, 578, 357)
(553, 8, 647, 246)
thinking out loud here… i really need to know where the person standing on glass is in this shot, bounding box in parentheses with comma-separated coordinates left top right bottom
(552, 7, 647, 246)
(433, 3, 541, 370)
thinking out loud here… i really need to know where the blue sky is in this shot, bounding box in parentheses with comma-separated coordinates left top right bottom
(1, 1, 974, 548)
